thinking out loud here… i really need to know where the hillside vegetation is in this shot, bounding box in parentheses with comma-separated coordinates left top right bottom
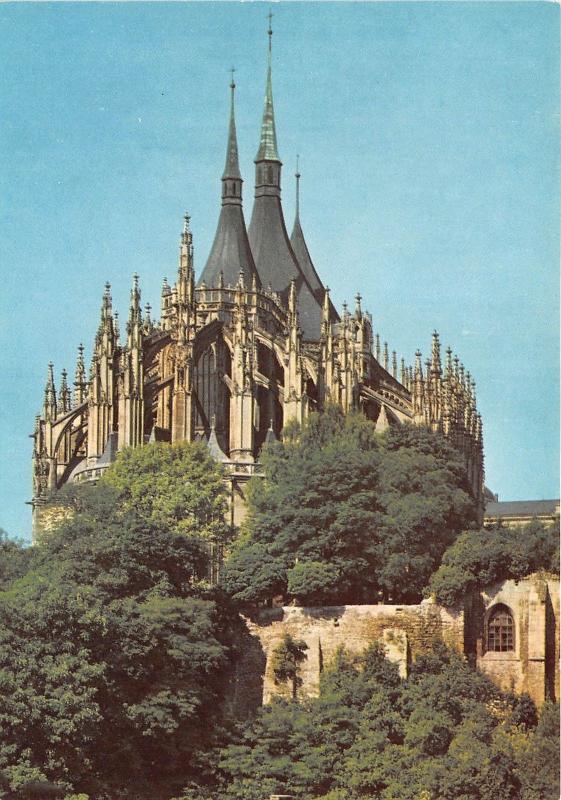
(0, 423, 558, 799)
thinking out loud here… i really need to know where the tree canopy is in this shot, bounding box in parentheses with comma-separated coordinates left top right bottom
(426, 520, 560, 606)
(222, 408, 477, 605)
(0, 443, 239, 800)
(218, 642, 558, 800)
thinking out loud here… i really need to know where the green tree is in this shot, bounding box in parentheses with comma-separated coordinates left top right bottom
(101, 440, 229, 543)
(516, 701, 560, 800)
(0, 446, 238, 800)
(0, 530, 31, 591)
(223, 408, 476, 605)
(270, 633, 309, 699)
(427, 520, 559, 606)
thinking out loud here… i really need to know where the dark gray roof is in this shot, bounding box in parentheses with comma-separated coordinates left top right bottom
(290, 215, 325, 300)
(290, 214, 339, 323)
(248, 195, 322, 339)
(485, 499, 559, 518)
(198, 82, 260, 290)
(198, 204, 260, 289)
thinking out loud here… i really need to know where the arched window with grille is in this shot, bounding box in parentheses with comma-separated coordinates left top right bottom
(486, 605, 515, 652)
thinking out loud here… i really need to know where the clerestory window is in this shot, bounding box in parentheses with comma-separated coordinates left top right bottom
(487, 605, 515, 652)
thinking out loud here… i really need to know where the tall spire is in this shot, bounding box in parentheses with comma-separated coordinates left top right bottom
(222, 69, 242, 189)
(199, 75, 260, 289)
(255, 11, 280, 163)
(248, 16, 323, 339)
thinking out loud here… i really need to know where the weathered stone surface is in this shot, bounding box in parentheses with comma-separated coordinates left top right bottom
(240, 600, 464, 705)
(467, 573, 559, 706)
(234, 575, 559, 710)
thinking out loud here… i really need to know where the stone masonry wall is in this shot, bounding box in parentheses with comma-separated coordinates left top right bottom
(469, 574, 560, 706)
(239, 600, 464, 705)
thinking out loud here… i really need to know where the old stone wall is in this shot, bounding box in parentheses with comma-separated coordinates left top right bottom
(468, 574, 560, 706)
(239, 600, 464, 705)
(233, 576, 560, 711)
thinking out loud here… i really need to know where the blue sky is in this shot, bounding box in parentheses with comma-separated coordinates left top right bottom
(0, 2, 559, 541)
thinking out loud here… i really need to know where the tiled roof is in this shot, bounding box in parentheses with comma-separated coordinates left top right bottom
(484, 499, 559, 518)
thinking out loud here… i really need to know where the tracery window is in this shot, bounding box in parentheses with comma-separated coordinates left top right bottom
(486, 605, 515, 652)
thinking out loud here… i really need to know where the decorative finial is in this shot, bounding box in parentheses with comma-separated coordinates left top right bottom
(229, 66, 236, 91)
(267, 9, 273, 53)
(183, 212, 190, 234)
(355, 292, 362, 320)
(295, 154, 301, 219)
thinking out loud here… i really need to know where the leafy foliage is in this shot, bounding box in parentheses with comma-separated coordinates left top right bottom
(427, 520, 560, 606)
(222, 408, 476, 605)
(101, 440, 229, 543)
(218, 642, 556, 800)
(0, 445, 238, 800)
(270, 633, 309, 698)
(0, 530, 31, 591)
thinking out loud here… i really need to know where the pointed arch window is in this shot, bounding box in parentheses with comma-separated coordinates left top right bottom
(486, 605, 515, 652)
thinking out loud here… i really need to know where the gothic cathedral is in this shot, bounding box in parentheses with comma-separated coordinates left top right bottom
(31, 28, 484, 536)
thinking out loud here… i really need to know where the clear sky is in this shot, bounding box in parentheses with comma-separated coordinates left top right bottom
(0, 1, 559, 542)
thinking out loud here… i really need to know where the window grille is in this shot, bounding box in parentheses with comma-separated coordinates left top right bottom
(487, 606, 514, 652)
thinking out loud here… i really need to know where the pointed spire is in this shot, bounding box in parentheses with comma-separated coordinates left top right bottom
(74, 344, 87, 406)
(128, 274, 142, 333)
(223, 69, 242, 182)
(58, 369, 71, 413)
(144, 303, 153, 334)
(199, 76, 260, 290)
(256, 11, 280, 163)
(355, 292, 362, 321)
(445, 346, 453, 378)
(288, 277, 297, 316)
(431, 330, 442, 376)
(295, 155, 301, 221)
(131, 274, 141, 312)
(44, 362, 57, 420)
(414, 350, 423, 380)
(323, 286, 330, 320)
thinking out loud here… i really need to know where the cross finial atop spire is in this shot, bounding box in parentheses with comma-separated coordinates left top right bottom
(295, 154, 301, 219)
(268, 9, 273, 54)
(229, 66, 236, 90)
